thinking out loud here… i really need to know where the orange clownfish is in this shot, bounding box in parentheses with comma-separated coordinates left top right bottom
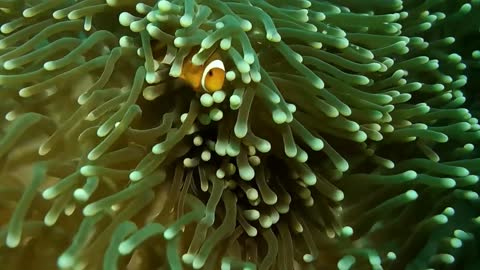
(179, 52, 226, 93)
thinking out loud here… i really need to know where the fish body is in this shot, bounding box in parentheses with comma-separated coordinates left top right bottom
(179, 51, 225, 93)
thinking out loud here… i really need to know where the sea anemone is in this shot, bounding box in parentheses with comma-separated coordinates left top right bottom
(0, 0, 479, 269)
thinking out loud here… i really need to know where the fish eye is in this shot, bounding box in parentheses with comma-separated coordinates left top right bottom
(201, 59, 225, 92)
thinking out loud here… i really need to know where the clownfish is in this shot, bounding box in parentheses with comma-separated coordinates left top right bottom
(152, 42, 226, 93)
(179, 51, 226, 93)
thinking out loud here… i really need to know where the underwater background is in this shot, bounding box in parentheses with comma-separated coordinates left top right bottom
(0, 0, 479, 269)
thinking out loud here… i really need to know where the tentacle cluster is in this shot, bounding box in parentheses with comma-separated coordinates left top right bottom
(0, 0, 479, 270)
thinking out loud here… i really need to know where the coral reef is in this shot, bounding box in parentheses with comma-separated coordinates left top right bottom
(0, 0, 479, 269)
